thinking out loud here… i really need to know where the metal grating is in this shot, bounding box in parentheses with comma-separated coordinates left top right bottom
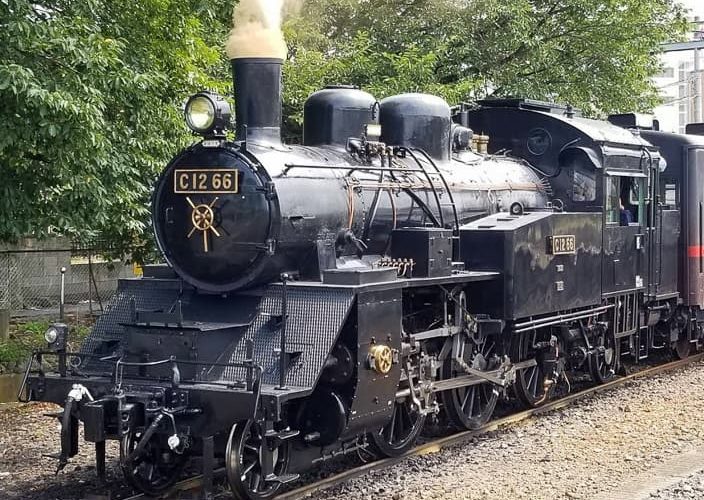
(221, 285, 355, 389)
(79, 279, 186, 371)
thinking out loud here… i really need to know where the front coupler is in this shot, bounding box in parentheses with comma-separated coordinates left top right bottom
(21, 351, 263, 489)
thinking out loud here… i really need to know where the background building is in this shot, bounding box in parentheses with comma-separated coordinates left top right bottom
(653, 2, 704, 133)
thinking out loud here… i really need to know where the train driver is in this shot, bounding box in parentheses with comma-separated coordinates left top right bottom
(619, 198, 634, 226)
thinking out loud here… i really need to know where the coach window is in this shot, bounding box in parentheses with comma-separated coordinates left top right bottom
(663, 182, 678, 209)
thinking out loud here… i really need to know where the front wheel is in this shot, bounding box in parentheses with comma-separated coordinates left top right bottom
(226, 420, 290, 500)
(440, 335, 500, 430)
(369, 393, 426, 458)
(120, 430, 186, 497)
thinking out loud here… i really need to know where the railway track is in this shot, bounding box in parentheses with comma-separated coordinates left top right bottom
(118, 353, 704, 500)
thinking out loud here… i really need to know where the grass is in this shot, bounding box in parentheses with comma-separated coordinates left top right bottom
(0, 341, 31, 366)
(0, 318, 94, 372)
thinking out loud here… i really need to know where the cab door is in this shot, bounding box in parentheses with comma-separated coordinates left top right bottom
(602, 174, 647, 296)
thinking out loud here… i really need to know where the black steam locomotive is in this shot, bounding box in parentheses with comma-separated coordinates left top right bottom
(20, 55, 704, 499)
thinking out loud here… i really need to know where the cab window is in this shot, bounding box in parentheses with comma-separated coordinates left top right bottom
(605, 177, 620, 224)
(573, 167, 596, 202)
(606, 176, 644, 226)
(627, 178, 645, 223)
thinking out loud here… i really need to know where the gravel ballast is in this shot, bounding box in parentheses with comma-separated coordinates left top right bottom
(649, 471, 704, 499)
(2, 361, 704, 500)
(305, 360, 704, 500)
(0, 402, 126, 500)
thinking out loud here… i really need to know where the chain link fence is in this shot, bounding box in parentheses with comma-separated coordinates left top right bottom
(0, 243, 139, 319)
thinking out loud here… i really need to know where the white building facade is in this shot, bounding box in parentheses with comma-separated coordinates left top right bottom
(653, 13, 704, 133)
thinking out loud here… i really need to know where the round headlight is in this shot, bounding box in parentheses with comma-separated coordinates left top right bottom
(44, 327, 59, 344)
(185, 95, 216, 133)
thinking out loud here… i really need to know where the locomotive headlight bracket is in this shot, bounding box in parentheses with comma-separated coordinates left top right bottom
(184, 91, 232, 137)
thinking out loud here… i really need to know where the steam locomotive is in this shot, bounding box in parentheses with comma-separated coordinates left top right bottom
(19, 55, 704, 499)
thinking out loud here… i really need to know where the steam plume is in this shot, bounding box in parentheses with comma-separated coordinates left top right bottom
(226, 0, 294, 60)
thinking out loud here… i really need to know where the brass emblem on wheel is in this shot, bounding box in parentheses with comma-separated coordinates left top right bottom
(370, 345, 393, 374)
(186, 196, 221, 253)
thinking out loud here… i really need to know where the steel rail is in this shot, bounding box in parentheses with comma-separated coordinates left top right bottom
(277, 353, 704, 500)
(118, 353, 704, 500)
(122, 470, 226, 500)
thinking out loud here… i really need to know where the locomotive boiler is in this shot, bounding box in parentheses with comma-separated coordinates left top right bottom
(153, 57, 547, 293)
(18, 48, 704, 500)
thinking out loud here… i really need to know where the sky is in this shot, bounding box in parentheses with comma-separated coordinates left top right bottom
(679, 0, 704, 18)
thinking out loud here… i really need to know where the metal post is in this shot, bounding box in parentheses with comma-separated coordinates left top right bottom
(277, 273, 290, 390)
(695, 48, 702, 123)
(87, 252, 93, 316)
(95, 440, 106, 482)
(202, 435, 214, 500)
(0, 309, 8, 342)
(59, 267, 66, 321)
(1, 254, 9, 341)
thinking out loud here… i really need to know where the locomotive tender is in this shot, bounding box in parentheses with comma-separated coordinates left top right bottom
(19, 54, 704, 499)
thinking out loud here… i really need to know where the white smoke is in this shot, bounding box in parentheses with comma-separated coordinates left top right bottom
(226, 0, 297, 60)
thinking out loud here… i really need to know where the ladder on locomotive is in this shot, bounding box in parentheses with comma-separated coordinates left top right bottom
(401, 147, 460, 233)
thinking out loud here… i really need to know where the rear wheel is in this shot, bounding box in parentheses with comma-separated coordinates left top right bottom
(589, 328, 619, 384)
(672, 309, 692, 360)
(673, 332, 691, 360)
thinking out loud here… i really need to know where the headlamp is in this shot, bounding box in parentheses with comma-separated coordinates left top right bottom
(44, 327, 59, 344)
(44, 323, 69, 352)
(184, 92, 232, 137)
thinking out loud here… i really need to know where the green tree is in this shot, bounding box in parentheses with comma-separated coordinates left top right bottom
(0, 0, 689, 252)
(283, 0, 689, 134)
(0, 0, 231, 257)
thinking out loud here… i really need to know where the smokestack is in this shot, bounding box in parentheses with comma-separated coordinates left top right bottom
(226, 0, 292, 145)
(231, 58, 283, 144)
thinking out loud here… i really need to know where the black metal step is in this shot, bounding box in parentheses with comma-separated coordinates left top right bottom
(264, 428, 299, 440)
(265, 473, 299, 485)
(265, 428, 300, 448)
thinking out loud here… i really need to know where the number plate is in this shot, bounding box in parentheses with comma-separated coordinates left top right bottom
(547, 235, 576, 255)
(174, 169, 238, 194)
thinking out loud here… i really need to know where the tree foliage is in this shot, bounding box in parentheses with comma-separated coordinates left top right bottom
(283, 0, 689, 134)
(0, 0, 689, 250)
(0, 0, 231, 255)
